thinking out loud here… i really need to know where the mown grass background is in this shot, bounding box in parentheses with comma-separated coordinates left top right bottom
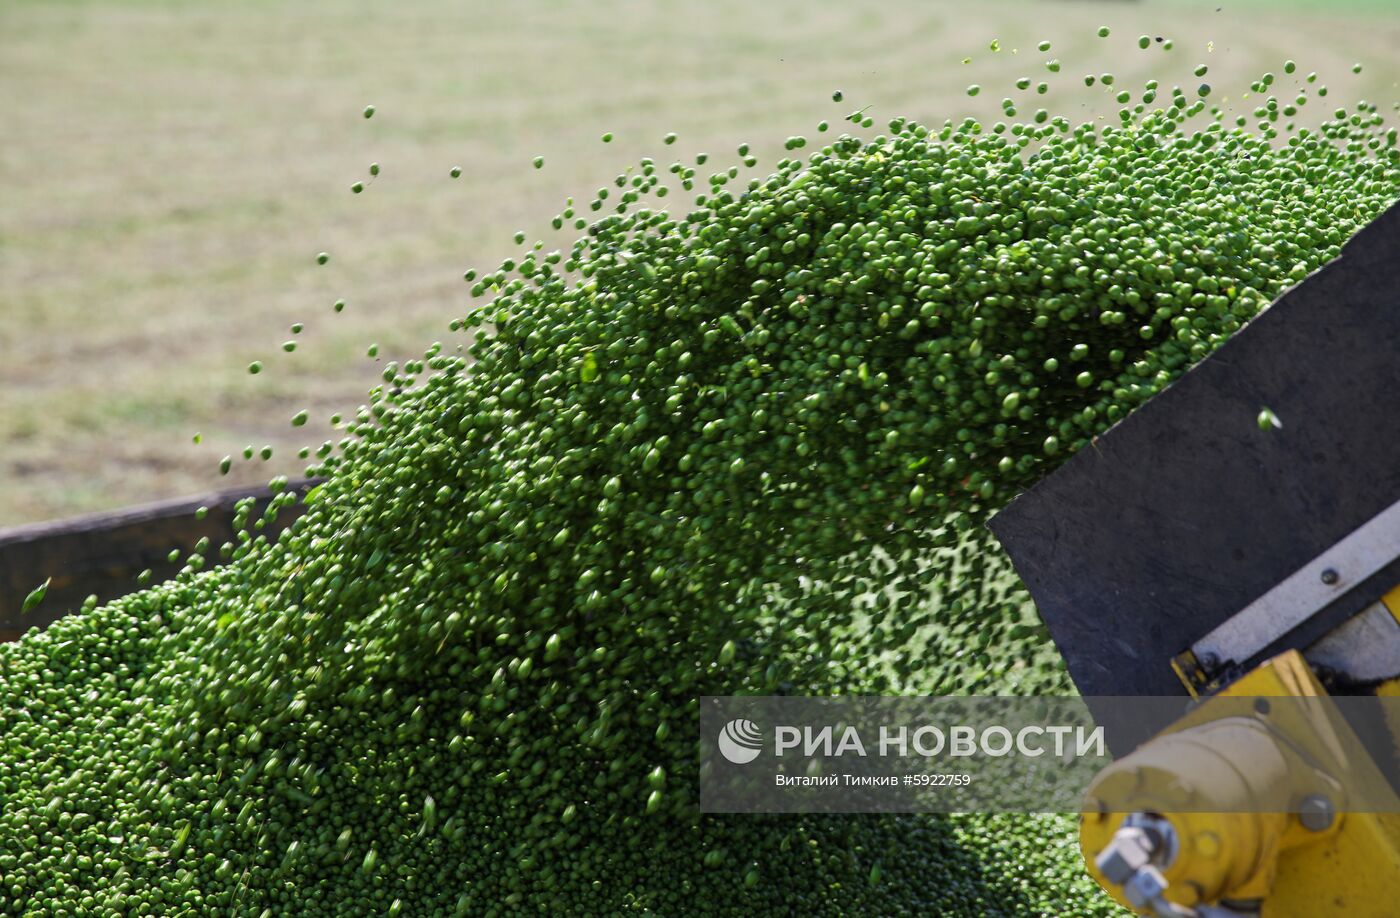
(3, 0, 1399, 526)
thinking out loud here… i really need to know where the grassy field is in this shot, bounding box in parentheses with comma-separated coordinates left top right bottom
(2, 0, 1399, 526)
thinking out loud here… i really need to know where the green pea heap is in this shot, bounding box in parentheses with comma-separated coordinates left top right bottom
(2, 42, 1398, 915)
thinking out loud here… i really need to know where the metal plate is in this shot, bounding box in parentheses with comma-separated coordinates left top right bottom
(1306, 601, 1400, 683)
(1193, 498, 1400, 668)
(988, 198, 1400, 697)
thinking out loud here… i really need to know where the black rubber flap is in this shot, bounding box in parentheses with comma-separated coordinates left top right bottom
(989, 198, 1400, 697)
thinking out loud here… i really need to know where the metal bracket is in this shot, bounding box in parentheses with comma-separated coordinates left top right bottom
(1191, 497, 1400, 673)
(1305, 600, 1400, 683)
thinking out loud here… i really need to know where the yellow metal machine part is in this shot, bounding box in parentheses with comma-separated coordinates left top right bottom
(1081, 647, 1400, 916)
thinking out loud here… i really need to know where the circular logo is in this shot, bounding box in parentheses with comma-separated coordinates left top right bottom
(717, 718, 763, 764)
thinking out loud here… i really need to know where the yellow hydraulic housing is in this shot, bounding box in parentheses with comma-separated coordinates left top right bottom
(1080, 645, 1400, 916)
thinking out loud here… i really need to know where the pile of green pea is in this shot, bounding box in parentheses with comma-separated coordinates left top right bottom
(1, 31, 1397, 915)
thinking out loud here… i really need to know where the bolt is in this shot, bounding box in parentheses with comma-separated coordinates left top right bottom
(1299, 794, 1335, 832)
(1321, 568, 1340, 585)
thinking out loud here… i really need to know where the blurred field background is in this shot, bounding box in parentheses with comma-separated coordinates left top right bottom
(2, 0, 1398, 527)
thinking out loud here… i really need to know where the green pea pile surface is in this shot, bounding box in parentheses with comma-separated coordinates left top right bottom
(2, 40, 1397, 916)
